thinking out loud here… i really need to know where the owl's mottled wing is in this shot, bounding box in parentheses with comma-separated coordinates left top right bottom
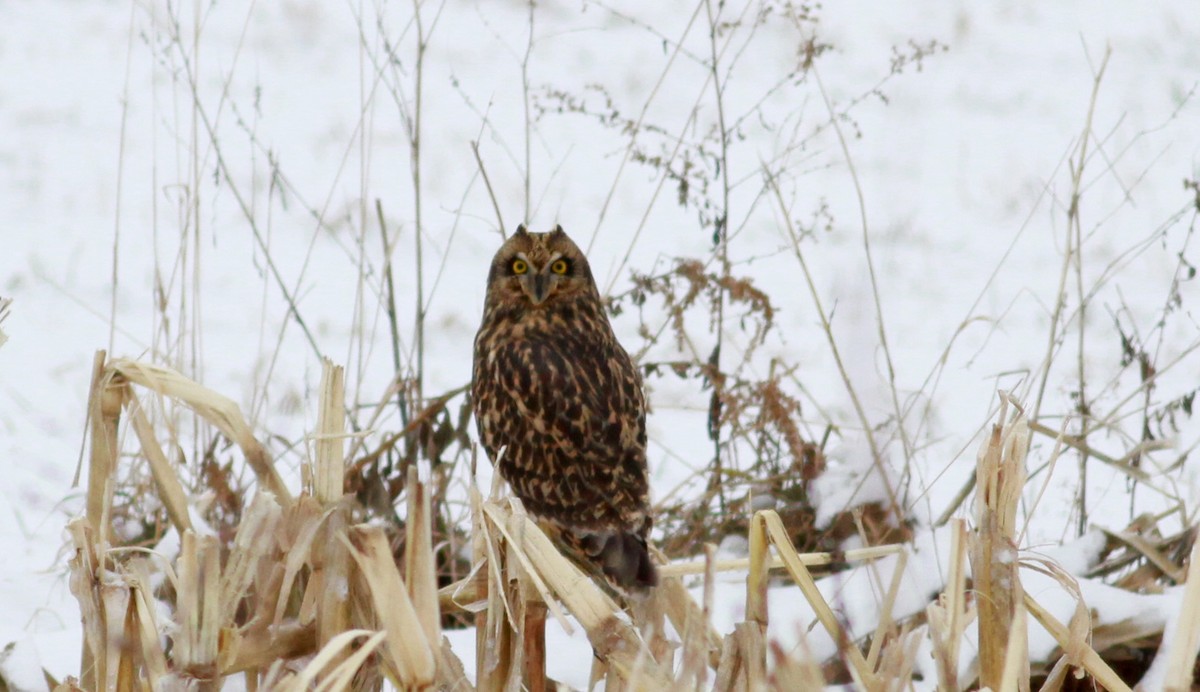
(474, 335, 650, 533)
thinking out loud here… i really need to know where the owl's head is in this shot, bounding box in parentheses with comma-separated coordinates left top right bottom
(484, 224, 598, 310)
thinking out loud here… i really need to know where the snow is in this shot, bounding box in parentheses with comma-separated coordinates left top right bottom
(2, 0, 1199, 688)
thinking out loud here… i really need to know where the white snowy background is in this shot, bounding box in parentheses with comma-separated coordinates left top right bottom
(2, 0, 1198, 688)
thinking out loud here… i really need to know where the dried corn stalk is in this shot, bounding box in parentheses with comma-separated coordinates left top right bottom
(746, 508, 899, 688)
(1146, 530, 1200, 692)
(926, 519, 970, 691)
(67, 353, 457, 689)
(971, 394, 1030, 692)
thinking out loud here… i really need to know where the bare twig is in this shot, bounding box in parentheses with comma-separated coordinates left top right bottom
(703, 0, 731, 512)
(1071, 46, 1112, 534)
(521, 0, 534, 221)
(410, 0, 430, 407)
(376, 199, 409, 428)
(471, 140, 507, 234)
(109, 1, 138, 354)
(811, 59, 914, 496)
(766, 170, 903, 522)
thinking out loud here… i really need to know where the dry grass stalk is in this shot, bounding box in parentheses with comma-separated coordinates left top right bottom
(748, 508, 876, 686)
(405, 466, 443, 670)
(1023, 595, 1130, 691)
(66, 518, 110, 691)
(1027, 420, 1155, 485)
(109, 357, 292, 504)
(312, 510, 352, 676)
(662, 546, 722, 686)
(521, 594, 548, 692)
(344, 526, 438, 686)
(311, 360, 354, 679)
(864, 549, 907, 672)
(1038, 655, 1073, 692)
(436, 542, 907, 609)
(1021, 556, 1092, 678)
(522, 546, 668, 684)
(1099, 526, 1187, 584)
(926, 519, 970, 691)
(313, 358, 346, 504)
(747, 508, 770, 632)
(85, 351, 120, 547)
(971, 394, 1030, 691)
(998, 604, 1029, 692)
(126, 391, 193, 534)
(224, 621, 315, 675)
(286, 629, 387, 690)
(659, 544, 903, 578)
(493, 504, 554, 688)
(126, 558, 169, 681)
(472, 483, 515, 691)
(499, 511, 551, 691)
(712, 627, 743, 691)
(488, 500, 583, 626)
(175, 531, 223, 685)
(76, 351, 141, 690)
(1162, 533, 1200, 691)
(480, 494, 676, 687)
(219, 493, 283, 638)
(436, 638, 474, 691)
(727, 621, 767, 689)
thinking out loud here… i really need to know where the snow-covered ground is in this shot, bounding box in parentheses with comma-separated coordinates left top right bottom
(2, 1, 1198, 688)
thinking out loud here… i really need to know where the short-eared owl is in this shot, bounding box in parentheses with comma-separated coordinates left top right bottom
(472, 224, 657, 592)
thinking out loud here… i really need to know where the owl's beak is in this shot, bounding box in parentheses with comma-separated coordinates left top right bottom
(522, 274, 551, 305)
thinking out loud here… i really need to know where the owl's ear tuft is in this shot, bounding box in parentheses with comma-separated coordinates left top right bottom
(551, 224, 565, 236)
(514, 224, 529, 237)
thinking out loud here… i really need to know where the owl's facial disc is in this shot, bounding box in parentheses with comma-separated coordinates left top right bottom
(513, 251, 572, 306)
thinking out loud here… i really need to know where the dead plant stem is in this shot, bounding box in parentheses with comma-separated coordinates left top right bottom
(352, 25, 371, 398)
(1031, 47, 1109, 422)
(766, 171, 903, 524)
(411, 0, 429, 406)
(811, 61, 914, 500)
(376, 199, 409, 427)
(704, 0, 732, 512)
(1073, 47, 1111, 534)
(471, 140, 506, 234)
(189, 0, 202, 388)
(522, 0, 534, 221)
(110, 1, 138, 354)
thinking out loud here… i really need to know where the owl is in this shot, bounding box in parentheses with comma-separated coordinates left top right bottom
(472, 224, 657, 593)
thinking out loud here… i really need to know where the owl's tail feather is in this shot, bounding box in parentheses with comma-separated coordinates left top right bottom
(576, 530, 658, 594)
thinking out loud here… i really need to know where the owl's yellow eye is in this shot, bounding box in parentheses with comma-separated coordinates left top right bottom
(550, 259, 569, 275)
(511, 259, 528, 274)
